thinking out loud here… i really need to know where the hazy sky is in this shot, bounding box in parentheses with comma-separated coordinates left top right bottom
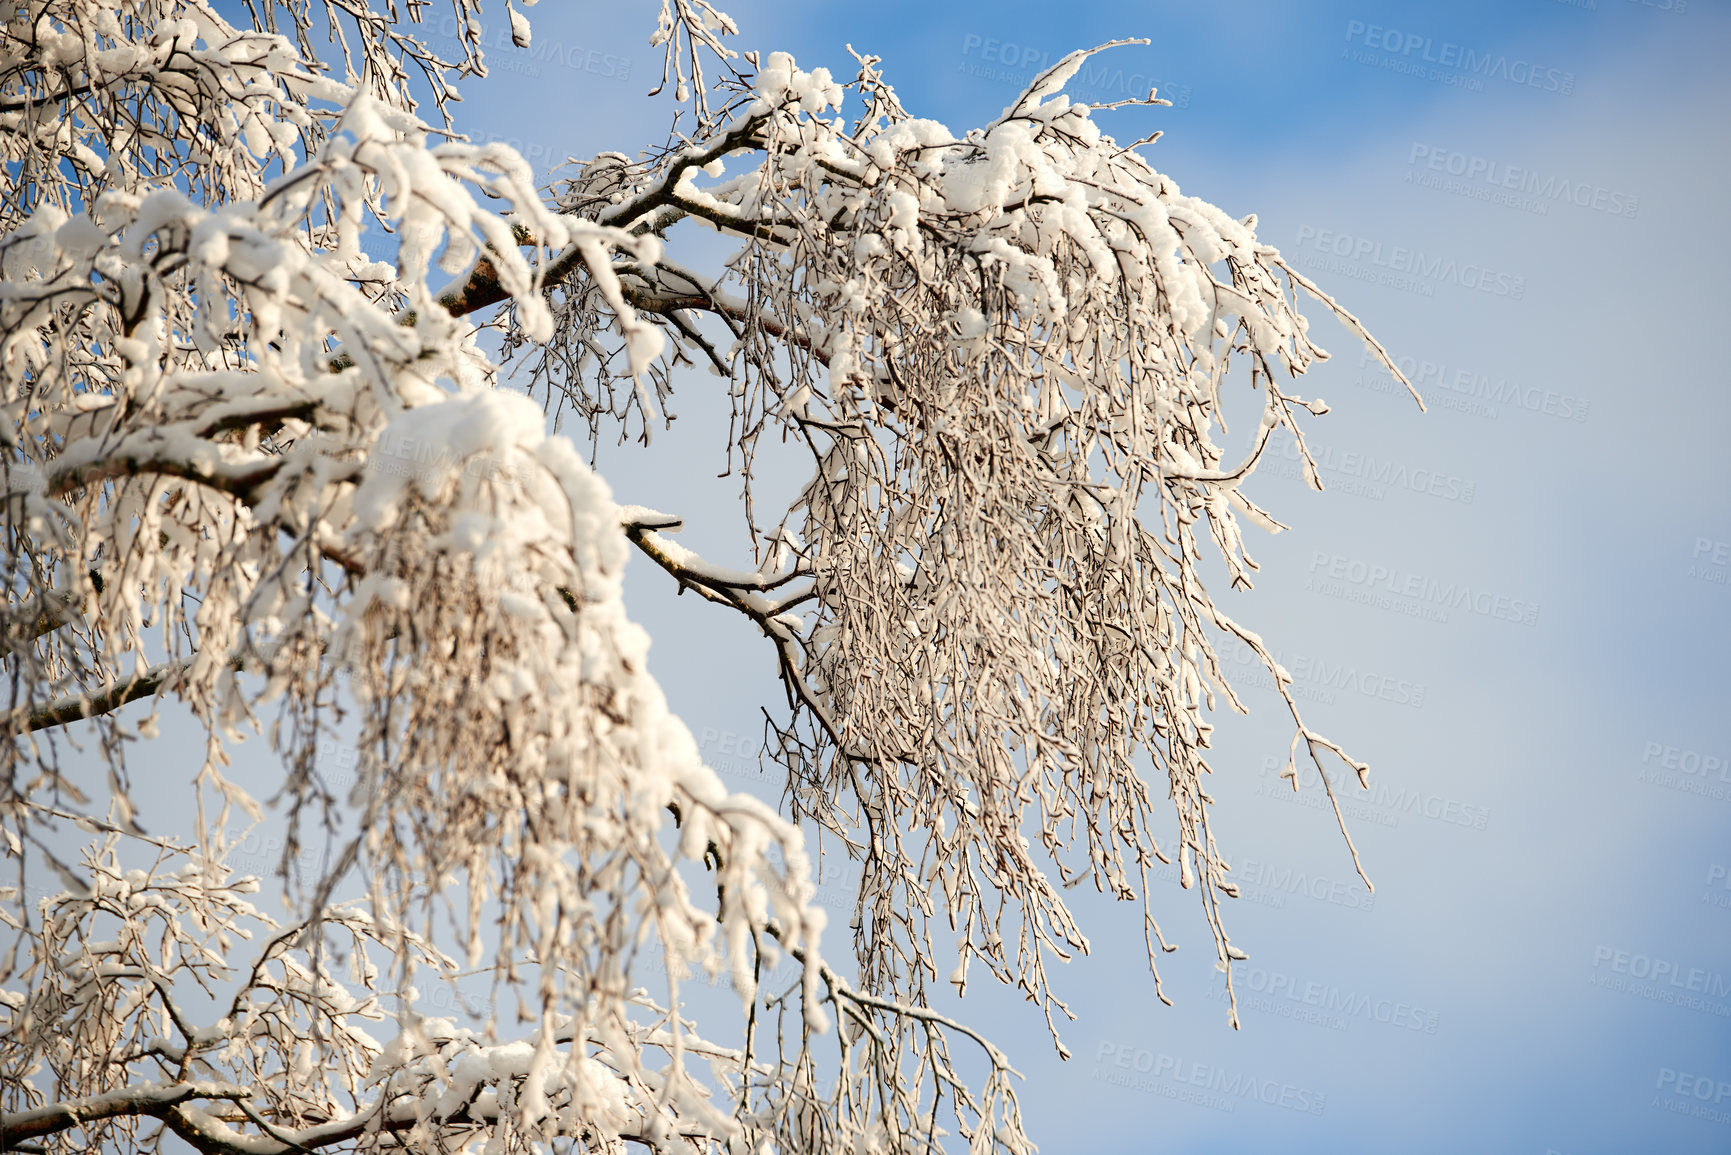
(170, 1, 1731, 1151)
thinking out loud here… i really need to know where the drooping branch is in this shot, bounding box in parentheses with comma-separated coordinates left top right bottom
(6, 652, 256, 735)
(0, 1082, 252, 1148)
(620, 512, 857, 757)
(436, 109, 785, 322)
(9, 661, 185, 734)
(0, 13, 1410, 1154)
(45, 452, 291, 501)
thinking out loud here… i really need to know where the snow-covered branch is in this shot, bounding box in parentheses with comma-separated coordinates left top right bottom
(0, 1081, 253, 1148)
(1, 4, 1410, 1152)
(504, 40, 1417, 1038)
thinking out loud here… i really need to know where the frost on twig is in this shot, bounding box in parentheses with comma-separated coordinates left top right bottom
(1, 3, 1412, 1151)
(513, 41, 1416, 1040)
(0, 3, 842, 1149)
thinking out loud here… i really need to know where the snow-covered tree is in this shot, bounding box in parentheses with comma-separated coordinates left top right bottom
(0, 2, 1415, 1152)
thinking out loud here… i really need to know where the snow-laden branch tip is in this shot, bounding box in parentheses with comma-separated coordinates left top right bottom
(1, 6, 1412, 1153)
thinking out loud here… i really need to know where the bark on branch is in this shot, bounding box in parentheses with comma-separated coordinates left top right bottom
(0, 1082, 250, 1148)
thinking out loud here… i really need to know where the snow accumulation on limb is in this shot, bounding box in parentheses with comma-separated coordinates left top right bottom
(0, 6, 850, 1154)
(0, 1081, 254, 1146)
(502, 33, 1418, 1044)
(0, 1, 1412, 1152)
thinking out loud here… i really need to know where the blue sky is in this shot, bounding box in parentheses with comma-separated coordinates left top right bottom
(473, 3, 1727, 1151)
(144, 1, 1731, 1150)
